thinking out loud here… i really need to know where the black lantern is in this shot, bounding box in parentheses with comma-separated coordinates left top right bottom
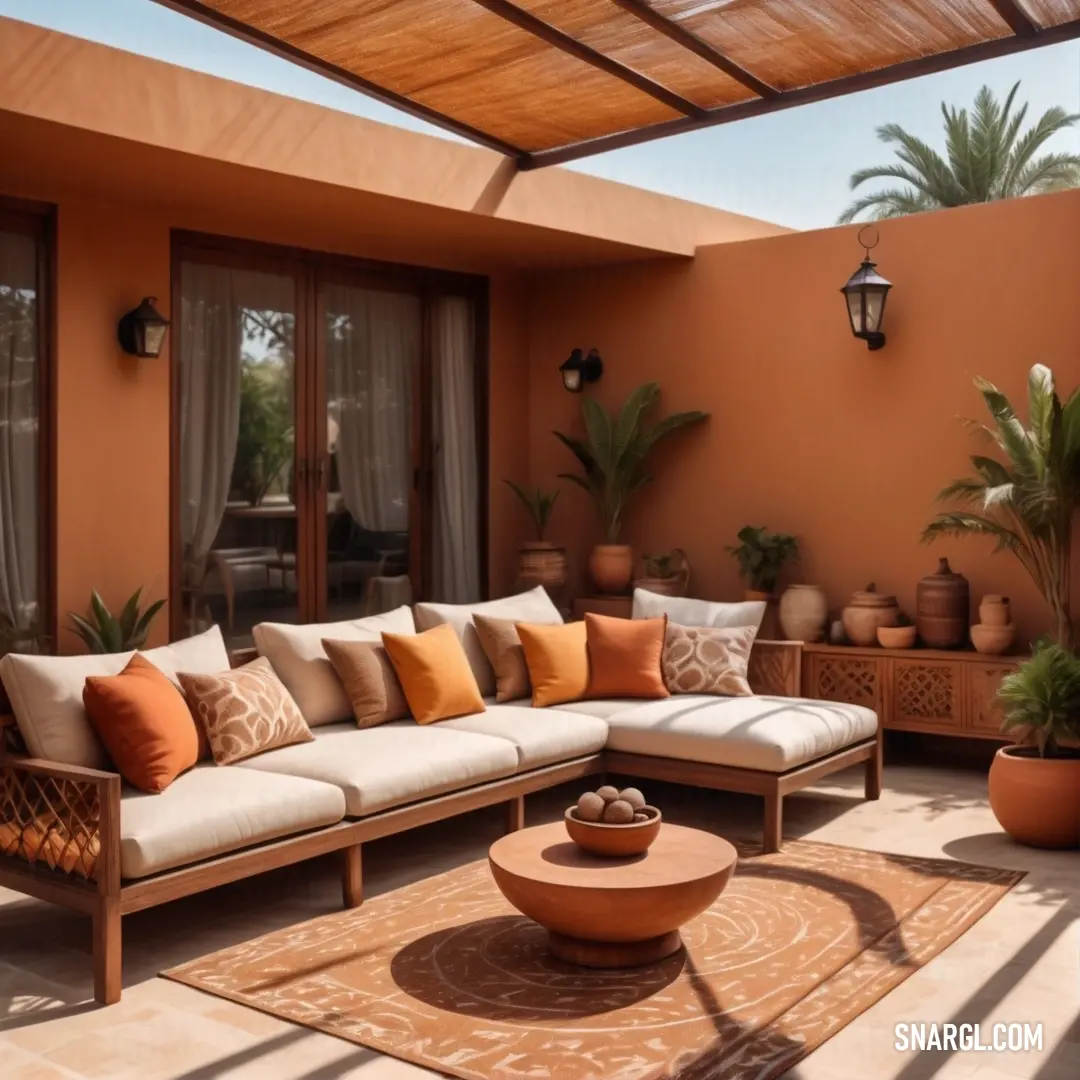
(118, 296, 170, 358)
(559, 347, 603, 392)
(841, 226, 892, 351)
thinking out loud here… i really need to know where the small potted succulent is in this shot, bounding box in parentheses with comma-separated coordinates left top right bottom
(877, 612, 917, 649)
(726, 526, 798, 601)
(633, 549, 691, 598)
(504, 481, 566, 595)
(989, 641, 1080, 848)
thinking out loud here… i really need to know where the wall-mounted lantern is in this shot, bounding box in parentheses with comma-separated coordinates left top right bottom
(118, 297, 170, 358)
(841, 226, 892, 351)
(559, 347, 603, 392)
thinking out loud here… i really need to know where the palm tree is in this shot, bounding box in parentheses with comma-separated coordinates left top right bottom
(839, 82, 1080, 223)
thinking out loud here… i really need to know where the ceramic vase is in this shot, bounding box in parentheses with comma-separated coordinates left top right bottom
(979, 595, 1011, 628)
(841, 584, 899, 646)
(589, 544, 633, 594)
(970, 623, 1015, 655)
(915, 557, 969, 649)
(778, 585, 828, 642)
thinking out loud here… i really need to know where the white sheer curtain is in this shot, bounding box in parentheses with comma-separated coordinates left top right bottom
(325, 285, 419, 532)
(432, 295, 480, 603)
(0, 230, 40, 633)
(179, 263, 292, 585)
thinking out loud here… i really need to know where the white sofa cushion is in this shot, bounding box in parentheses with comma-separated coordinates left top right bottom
(236, 721, 519, 817)
(120, 764, 346, 879)
(414, 588, 562, 697)
(546, 699, 641, 720)
(440, 703, 608, 769)
(632, 588, 766, 631)
(0, 627, 232, 769)
(253, 606, 416, 728)
(604, 695, 878, 773)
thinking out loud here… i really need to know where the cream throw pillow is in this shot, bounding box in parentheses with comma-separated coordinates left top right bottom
(633, 588, 766, 632)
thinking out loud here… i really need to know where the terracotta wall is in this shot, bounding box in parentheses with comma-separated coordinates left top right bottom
(524, 190, 1080, 645)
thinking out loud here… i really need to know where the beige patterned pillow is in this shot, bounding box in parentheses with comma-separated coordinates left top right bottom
(662, 624, 757, 697)
(178, 658, 313, 765)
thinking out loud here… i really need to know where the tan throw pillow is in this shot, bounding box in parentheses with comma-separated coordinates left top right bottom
(178, 658, 313, 765)
(662, 624, 757, 697)
(322, 639, 409, 728)
(472, 615, 531, 703)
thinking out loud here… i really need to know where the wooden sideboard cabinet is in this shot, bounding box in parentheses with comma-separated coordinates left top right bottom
(801, 644, 1019, 740)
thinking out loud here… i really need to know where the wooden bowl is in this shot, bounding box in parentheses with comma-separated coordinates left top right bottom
(564, 805, 662, 857)
(877, 624, 917, 649)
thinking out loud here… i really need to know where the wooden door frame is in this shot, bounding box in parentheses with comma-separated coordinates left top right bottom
(168, 230, 490, 640)
(0, 197, 57, 653)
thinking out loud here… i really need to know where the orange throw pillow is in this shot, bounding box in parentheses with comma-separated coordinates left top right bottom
(517, 620, 589, 707)
(83, 654, 201, 792)
(382, 624, 486, 724)
(586, 612, 669, 699)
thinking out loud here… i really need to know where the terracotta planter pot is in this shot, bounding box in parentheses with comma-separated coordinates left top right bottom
(988, 746, 1080, 848)
(517, 542, 567, 593)
(979, 595, 1011, 628)
(633, 576, 682, 597)
(589, 545, 633, 595)
(779, 585, 828, 642)
(841, 584, 899, 647)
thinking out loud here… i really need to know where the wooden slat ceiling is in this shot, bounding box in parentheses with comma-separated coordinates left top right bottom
(156, 0, 1080, 168)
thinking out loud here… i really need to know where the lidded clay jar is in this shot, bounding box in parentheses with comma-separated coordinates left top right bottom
(841, 583, 900, 646)
(916, 558, 970, 649)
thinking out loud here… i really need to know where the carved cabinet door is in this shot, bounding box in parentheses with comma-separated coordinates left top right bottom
(890, 658, 963, 733)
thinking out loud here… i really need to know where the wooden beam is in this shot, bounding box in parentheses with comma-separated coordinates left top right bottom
(150, 0, 525, 158)
(470, 0, 705, 119)
(522, 17, 1080, 168)
(986, 0, 1038, 36)
(612, 0, 778, 99)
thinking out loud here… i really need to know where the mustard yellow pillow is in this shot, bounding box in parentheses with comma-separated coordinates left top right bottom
(381, 624, 485, 724)
(517, 621, 589, 707)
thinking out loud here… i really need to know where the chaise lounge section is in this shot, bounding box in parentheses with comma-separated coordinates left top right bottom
(0, 594, 881, 1005)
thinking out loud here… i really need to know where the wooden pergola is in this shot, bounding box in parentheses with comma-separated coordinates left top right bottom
(157, 1, 1080, 169)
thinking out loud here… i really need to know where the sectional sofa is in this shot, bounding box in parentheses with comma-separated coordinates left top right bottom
(0, 589, 881, 1004)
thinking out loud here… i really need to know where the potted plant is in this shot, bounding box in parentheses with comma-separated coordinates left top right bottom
(504, 481, 566, 595)
(726, 526, 798, 601)
(990, 641, 1080, 848)
(923, 364, 1079, 648)
(555, 384, 708, 594)
(68, 588, 167, 653)
(633, 549, 691, 598)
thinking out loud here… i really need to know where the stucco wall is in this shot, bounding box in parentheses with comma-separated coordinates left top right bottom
(524, 190, 1080, 645)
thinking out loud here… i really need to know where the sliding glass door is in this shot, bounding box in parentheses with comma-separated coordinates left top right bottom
(173, 236, 485, 647)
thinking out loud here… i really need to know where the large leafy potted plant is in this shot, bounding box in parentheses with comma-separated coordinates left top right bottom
(990, 641, 1080, 848)
(554, 384, 708, 594)
(924, 365, 1080, 847)
(726, 526, 798, 600)
(504, 481, 566, 594)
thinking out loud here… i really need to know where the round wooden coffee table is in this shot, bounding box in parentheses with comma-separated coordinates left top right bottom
(489, 821, 737, 968)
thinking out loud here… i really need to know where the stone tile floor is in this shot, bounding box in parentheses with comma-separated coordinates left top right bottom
(0, 763, 1076, 1080)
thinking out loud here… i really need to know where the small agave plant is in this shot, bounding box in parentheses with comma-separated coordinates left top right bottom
(68, 588, 167, 654)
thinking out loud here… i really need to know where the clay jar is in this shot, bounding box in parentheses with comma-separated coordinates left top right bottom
(841, 584, 899, 646)
(979, 595, 1011, 627)
(916, 558, 969, 649)
(589, 544, 633, 594)
(779, 585, 828, 642)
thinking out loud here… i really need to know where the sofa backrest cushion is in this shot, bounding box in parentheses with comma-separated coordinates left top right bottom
(632, 588, 766, 631)
(0, 625, 232, 769)
(413, 587, 562, 697)
(252, 606, 416, 727)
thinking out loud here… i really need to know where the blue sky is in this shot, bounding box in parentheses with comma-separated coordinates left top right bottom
(4, 0, 1079, 229)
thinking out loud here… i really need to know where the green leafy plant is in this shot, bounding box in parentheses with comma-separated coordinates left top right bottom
(554, 384, 708, 544)
(68, 589, 166, 654)
(231, 362, 295, 506)
(644, 552, 679, 579)
(504, 481, 559, 542)
(922, 364, 1080, 647)
(726, 526, 799, 594)
(997, 640, 1080, 757)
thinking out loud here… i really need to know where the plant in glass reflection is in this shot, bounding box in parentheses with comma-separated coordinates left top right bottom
(923, 364, 1080, 648)
(554, 384, 708, 544)
(726, 527, 798, 594)
(997, 640, 1080, 757)
(504, 481, 559, 543)
(68, 588, 166, 653)
(232, 361, 294, 506)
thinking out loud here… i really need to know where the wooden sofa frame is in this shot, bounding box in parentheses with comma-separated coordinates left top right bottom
(0, 642, 882, 1005)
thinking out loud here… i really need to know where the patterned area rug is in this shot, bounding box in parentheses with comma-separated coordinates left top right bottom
(165, 839, 1023, 1080)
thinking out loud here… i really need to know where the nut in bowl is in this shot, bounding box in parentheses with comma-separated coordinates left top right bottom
(565, 785, 663, 857)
